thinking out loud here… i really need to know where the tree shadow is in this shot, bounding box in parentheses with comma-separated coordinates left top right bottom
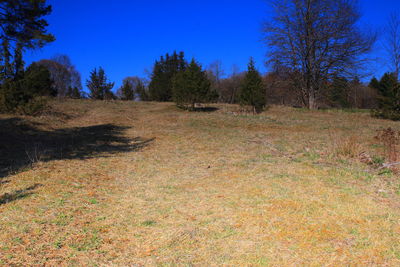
(0, 118, 154, 179)
(178, 105, 219, 112)
(0, 183, 43, 205)
(192, 106, 219, 112)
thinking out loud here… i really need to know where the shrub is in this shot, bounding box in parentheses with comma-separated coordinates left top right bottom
(0, 63, 54, 115)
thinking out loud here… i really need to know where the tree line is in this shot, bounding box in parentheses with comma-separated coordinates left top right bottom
(1, 0, 400, 119)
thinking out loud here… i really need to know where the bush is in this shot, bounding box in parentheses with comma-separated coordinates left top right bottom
(0, 63, 54, 115)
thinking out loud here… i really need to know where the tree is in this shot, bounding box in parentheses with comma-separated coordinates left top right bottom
(149, 51, 187, 101)
(117, 76, 148, 101)
(328, 77, 350, 108)
(119, 80, 134, 100)
(172, 59, 212, 110)
(263, 0, 376, 109)
(386, 13, 400, 79)
(239, 58, 265, 113)
(136, 79, 149, 101)
(38, 56, 83, 98)
(86, 67, 114, 100)
(216, 65, 245, 104)
(0, 63, 54, 114)
(66, 86, 81, 99)
(0, 0, 55, 81)
(207, 60, 225, 102)
(370, 73, 400, 120)
(0, 39, 13, 80)
(0, 0, 54, 114)
(52, 55, 83, 97)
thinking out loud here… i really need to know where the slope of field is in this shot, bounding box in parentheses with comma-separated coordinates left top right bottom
(0, 100, 399, 266)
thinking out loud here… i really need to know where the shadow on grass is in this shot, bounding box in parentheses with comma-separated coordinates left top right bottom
(178, 105, 219, 112)
(0, 183, 43, 205)
(0, 118, 155, 179)
(193, 107, 219, 112)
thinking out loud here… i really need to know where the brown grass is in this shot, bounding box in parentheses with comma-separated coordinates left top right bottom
(0, 100, 400, 266)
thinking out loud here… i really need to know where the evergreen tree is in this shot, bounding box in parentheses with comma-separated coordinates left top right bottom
(0, 0, 54, 114)
(149, 51, 187, 101)
(119, 80, 134, 100)
(239, 58, 265, 113)
(66, 86, 81, 99)
(0, 63, 54, 114)
(86, 67, 114, 100)
(370, 73, 400, 120)
(13, 42, 24, 79)
(328, 76, 350, 108)
(0, 0, 54, 82)
(135, 79, 148, 101)
(172, 59, 211, 110)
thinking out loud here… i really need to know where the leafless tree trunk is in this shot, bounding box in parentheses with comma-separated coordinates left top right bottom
(386, 12, 400, 80)
(263, 0, 375, 109)
(207, 60, 225, 102)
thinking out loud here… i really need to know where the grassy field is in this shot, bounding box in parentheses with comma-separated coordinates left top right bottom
(1, 100, 400, 266)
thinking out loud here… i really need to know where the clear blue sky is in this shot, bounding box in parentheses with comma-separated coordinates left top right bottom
(24, 0, 400, 91)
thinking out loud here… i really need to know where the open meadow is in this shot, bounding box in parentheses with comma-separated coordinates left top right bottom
(1, 100, 400, 266)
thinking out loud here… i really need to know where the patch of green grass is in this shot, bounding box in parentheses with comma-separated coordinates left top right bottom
(54, 213, 73, 226)
(12, 237, 23, 244)
(253, 257, 270, 266)
(89, 198, 98, 204)
(53, 237, 65, 249)
(69, 230, 102, 252)
(303, 151, 320, 161)
(372, 155, 385, 166)
(379, 168, 393, 176)
(141, 220, 157, 227)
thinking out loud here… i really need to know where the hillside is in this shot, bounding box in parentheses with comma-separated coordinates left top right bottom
(1, 100, 400, 266)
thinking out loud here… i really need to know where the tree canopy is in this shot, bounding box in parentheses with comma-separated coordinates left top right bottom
(86, 67, 115, 100)
(263, 0, 375, 109)
(172, 59, 212, 110)
(239, 58, 265, 113)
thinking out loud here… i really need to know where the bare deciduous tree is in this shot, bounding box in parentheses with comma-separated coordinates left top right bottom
(37, 54, 83, 98)
(207, 60, 225, 102)
(386, 12, 400, 79)
(263, 0, 376, 109)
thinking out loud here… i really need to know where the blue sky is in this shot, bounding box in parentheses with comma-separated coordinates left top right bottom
(24, 0, 400, 90)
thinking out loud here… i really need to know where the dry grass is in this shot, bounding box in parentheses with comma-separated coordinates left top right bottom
(1, 100, 400, 266)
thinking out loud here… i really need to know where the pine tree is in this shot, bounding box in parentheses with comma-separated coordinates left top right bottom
(120, 80, 134, 100)
(0, 39, 13, 80)
(0, 63, 54, 114)
(149, 51, 187, 101)
(86, 67, 114, 100)
(13, 42, 24, 79)
(328, 76, 350, 108)
(66, 86, 81, 99)
(370, 73, 400, 120)
(135, 80, 148, 101)
(172, 59, 211, 110)
(0, 0, 55, 82)
(239, 58, 265, 113)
